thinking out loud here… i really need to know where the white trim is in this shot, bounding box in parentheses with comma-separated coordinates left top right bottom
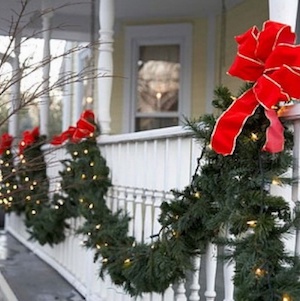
(98, 125, 192, 144)
(123, 23, 193, 133)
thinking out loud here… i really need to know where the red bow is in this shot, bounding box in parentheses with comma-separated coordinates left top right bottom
(0, 133, 13, 155)
(51, 110, 96, 145)
(211, 21, 300, 155)
(19, 127, 40, 154)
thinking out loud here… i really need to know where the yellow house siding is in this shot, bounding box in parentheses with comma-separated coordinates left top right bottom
(110, 29, 125, 134)
(219, 0, 269, 95)
(109, 0, 269, 134)
(191, 19, 207, 119)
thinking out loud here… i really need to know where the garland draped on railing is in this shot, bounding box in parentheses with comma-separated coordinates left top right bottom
(1, 20, 300, 301)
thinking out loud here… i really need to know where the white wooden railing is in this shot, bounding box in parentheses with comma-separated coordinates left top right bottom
(5, 125, 294, 301)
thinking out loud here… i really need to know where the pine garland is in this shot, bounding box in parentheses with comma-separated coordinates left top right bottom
(1, 86, 300, 299)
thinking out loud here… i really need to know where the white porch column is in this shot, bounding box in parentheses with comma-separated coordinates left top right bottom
(8, 32, 22, 137)
(97, 0, 115, 134)
(40, 1, 53, 136)
(268, 0, 298, 30)
(73, 46, 84, 125)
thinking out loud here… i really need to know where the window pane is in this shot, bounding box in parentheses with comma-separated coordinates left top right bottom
(136, 45, 180, 117)
(135, 117, 178, 132)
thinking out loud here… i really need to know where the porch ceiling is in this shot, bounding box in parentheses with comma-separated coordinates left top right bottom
(0, 0, 246, 42)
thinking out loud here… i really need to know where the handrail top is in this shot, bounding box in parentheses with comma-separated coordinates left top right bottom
(97, 126, 193, 144)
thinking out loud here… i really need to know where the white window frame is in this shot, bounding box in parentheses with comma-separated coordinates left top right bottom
(123, 23, 192, 133)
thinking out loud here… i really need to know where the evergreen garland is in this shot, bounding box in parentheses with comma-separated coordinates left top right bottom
(1, 86, 300, 299)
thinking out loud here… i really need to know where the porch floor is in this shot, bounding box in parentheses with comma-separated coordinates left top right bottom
(0, 231, 85, 301)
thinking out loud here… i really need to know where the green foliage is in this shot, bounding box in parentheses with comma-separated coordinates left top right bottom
(1, 85, 299, 299)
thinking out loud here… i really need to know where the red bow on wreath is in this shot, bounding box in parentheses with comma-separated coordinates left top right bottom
(51, 110, 96, 145)
(211, 20, 300, 156)
(0, 133, 13, 155)
(19, 127, 40, 154)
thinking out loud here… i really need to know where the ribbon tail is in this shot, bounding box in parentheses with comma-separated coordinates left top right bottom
(262, 109, 284, 153)
(211, 89, 259, 155)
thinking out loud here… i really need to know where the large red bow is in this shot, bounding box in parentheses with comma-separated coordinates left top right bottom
(19, 127, 40, 154)
(51, 110, 96, 145)
(0, 133, 13, 155)
(211, 21, 300, 155)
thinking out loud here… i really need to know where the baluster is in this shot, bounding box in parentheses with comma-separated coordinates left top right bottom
(223, 230, 235, 301)
(163, 284, 175, 301)
(153, 191, 164, 236)
(144, 190, 154, 243)
(118, 186, 126, 210)
(126, 187, 135, 236)
(189, 254, 201, 301)
(134, 189, 144, 242)
(204, 242, 217, 301)
(106, 187, 113, 210)
(111, 187, 119, 213)
(175, 279, 187, 301)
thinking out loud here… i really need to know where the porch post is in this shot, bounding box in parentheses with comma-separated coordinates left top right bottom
(40, 1, 53, 136)
(8, 32, 22, 137)
(97, 0, 115, 134)
(268, 0, 298, 30)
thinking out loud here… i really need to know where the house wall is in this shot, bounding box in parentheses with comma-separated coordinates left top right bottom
(109, 0, 268, 134)
(217, 0, 269, 93)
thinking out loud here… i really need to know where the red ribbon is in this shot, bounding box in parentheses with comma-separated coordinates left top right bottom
(211, 21, 300, 155)
(0, 133, 13, 155)
(19, 127, 40, 154)
(51, 110, 96, 145)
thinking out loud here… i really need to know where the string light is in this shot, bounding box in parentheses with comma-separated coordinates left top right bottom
(26, 196, 31, 201)
(272, 177, 282, 186)
(25, 177, 29, 182)
(79, 198, 84, 203)
(31, 210, 36, 215)
(67, 167, 71, 172)
(13, 185, 18, 189)
(96, 244, 101, 249)
(30, 185, 34, 190)
(5, 150, 10, 155)
(247, 220, 257, 228)
(21, 159, 26, 164)
(4, 163, 9, 167)
(95, 224, 101, 230)
(55, 205, 59, 209)
(90, 162, 94, 167)
(5, 183, 10, 187)
(81, 174, 86, 179)
(282, 293, 292, 301)
(194, 192, 201, 198)
(33, 181, 37, 186)
(92, 175, 97, 180)
(73, 151, 78, 156)
(19, 154, 24, 160)
(84, 149, 89, 154)
(102, 258, 108, 263)
(6, 190, 11, 194)
(124, 258, 131, 267)
(254, 268, 266, 277)
(36, 200, 41, 205)
(12, 168, 16, 173)
(251, 133, 259, 141)
(0, 160, 3, 165)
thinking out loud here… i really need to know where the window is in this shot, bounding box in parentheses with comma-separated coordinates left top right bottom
(123, 24, 192, 132)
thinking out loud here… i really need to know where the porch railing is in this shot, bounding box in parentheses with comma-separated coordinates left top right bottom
(4, 125, 293, 301)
